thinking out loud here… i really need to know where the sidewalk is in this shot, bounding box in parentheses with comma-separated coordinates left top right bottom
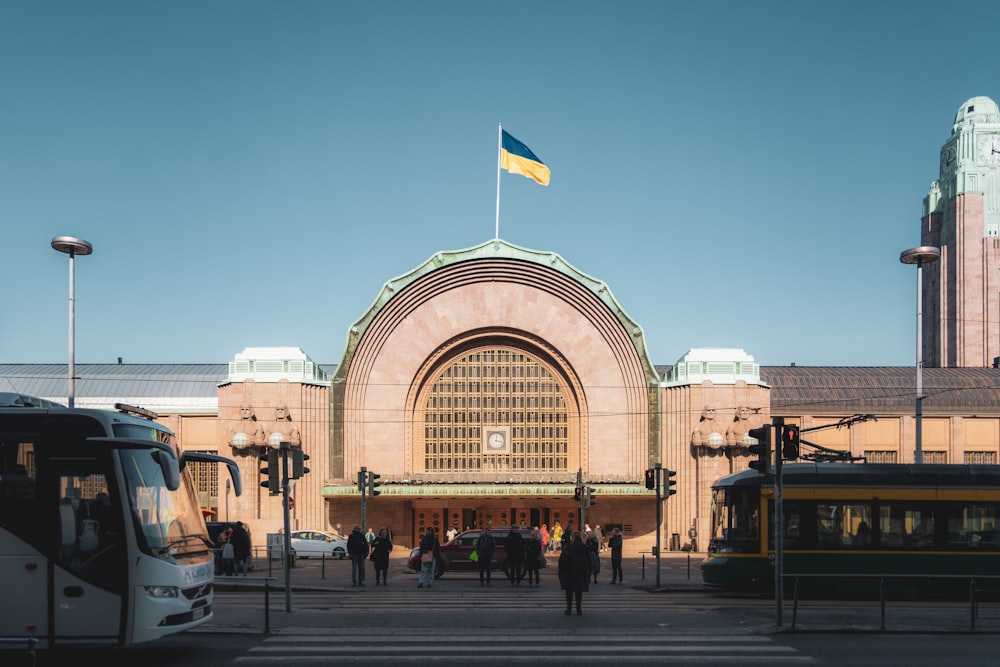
(199, 552, 703, 633)
(201, 550, 1000, 636)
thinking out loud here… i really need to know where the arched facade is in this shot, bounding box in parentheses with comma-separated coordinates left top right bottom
(323, 239, 661, 547)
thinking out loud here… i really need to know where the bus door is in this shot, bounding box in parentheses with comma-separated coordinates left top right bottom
(51, 464, 127, 645)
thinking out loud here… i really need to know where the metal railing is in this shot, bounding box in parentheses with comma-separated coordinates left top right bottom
(213, 575, 278, 632)
(784, 573, 1000, 630)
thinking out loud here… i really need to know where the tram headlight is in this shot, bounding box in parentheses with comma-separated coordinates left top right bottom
(144, 585, 180, 598)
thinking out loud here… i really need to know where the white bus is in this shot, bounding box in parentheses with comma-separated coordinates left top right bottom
(0, 394, 241, 648)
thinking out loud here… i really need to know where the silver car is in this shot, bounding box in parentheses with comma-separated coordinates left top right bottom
(289, 530, 348, 559)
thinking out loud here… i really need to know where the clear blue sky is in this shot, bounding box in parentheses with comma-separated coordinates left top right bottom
(2, 1, 997, 368)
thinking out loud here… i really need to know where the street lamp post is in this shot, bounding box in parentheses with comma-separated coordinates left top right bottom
(900, 245, 941, 464)
(51, 236, 93, 408)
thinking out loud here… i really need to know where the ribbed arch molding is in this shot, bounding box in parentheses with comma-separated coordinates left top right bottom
(333, 244, 654, 481)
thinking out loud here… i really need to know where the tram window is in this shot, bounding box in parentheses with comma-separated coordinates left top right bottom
(816, 503, 872, 548)
(783, 502, 802, 549)
(942, 503, 1000, 549)
(897, 505, 936, 548)
(730, 489, 759, 540)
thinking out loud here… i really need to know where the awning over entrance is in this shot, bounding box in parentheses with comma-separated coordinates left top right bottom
(320, 483, 652, 498)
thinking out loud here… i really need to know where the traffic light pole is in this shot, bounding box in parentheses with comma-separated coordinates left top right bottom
(576, 469, 585, 528)
(279, 442, 292, 612)
(359, 466, 368, 538)
(772, 417, 784, 627)
(655, 463, 662, 590)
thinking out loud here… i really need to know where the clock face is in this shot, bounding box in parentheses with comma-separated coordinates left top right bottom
(978, 136, 1000, 165)
(487, 431, 505, 449)
(941, 146, 956, 175)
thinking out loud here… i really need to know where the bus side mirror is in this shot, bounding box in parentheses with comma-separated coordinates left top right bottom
(154, 450, 180, 491)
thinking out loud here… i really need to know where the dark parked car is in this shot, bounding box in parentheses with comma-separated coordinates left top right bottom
(407, 527, 545, 579)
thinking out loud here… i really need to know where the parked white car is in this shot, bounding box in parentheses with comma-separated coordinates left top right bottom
(289, 530, 349, 559)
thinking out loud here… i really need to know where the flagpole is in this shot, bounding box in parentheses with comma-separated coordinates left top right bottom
(495, 123, 502, 240)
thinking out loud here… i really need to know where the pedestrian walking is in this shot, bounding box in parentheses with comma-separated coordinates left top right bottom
(558, 531, 591, 615)
(539, 523, 550, 553)
(585, 530, 601, 583)
(593, 523, 605, 552)
(504, 526, 525, 585)
(371, 527, 393, 585)
(608, 527, 624, 584)
(219, 528, 235, 576)
(551, 521, 563, 552)
(417, 527, 440, 588)
(523, 529, 543, 586)
(561, 522, 575, 551)
(347, 524, 369, 586)
(476, 526, 496, 586)
(230, 521, 251, 576)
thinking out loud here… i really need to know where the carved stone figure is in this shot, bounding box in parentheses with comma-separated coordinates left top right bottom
(725, 406, 754, 448)
(230, 404, 265, 449)
(692, 405, 725, 450)
(270, 405, 301, 447)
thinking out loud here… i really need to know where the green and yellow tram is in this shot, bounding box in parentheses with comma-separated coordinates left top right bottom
(701, 463, 1000, 595)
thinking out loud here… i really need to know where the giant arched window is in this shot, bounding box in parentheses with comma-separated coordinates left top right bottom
(422, 347, 570, 473)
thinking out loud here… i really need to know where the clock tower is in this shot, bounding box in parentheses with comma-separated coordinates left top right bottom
(924, 96, 1000, 367)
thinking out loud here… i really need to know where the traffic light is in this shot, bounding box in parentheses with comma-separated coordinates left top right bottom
(573, 486, 582, 502)
(291, 449, 310, 479)
(665, 469, 677, 497)
(782, 424, 800, 460)
(357, 469, 366, 494)
(368, 471, 382, 497)
(644, 468, 656, 490)
(259, 448, 279, 495)
(587, 487, 597, 506)
(747, 425, 771, 475)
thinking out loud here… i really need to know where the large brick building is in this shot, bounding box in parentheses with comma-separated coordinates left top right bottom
(5, 244, 1000, 551)
(8, 96, 1000, 551)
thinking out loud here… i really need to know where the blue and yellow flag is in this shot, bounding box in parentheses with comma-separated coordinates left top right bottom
(501, 130, 550, 186)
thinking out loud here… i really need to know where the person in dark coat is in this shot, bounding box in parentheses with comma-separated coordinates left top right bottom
(370, 527, 393, 585)
(504, 526, 525, 585)
(476, 527, 496, 586)
(558, 530, 591, 615)
(561, 522, 575, 551)
(523, 529, 543, 586)
(417, 527, 440, 588)
(229, 521, 251, 576)
(585, 530, 601, 583)
(347, 524, 369, 586)
(608, 527, 624, 584)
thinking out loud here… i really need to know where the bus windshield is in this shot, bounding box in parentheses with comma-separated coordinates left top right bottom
(119, 448, 212, 560)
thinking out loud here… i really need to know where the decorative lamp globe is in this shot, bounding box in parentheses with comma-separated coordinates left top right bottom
(231, 432, 249, 449)
(708, 432, 725, 449)
(268, 432, 284, 448)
